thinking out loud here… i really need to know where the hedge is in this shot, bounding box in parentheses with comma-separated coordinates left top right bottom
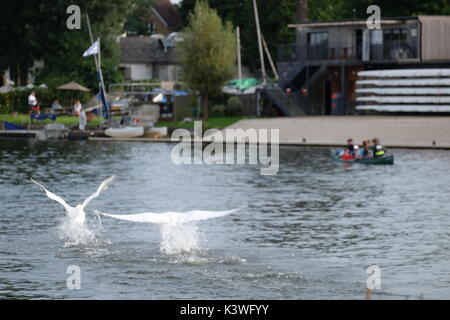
(0, 88, 60, 114)
(0, 87, 90, 114)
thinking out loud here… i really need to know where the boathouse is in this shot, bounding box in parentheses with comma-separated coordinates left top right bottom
(270, 16, 450, 116)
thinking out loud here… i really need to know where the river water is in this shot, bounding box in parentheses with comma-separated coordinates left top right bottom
(0, 138, 449, 299)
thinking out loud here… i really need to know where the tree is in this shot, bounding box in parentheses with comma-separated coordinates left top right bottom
(124, 0, 154, 35)
(178, 0, 296, 77)
(0, 0, 132, 89)
(177, 0, 236, 121)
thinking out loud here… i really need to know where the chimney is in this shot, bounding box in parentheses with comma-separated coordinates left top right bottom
(296, 0, 308, 23)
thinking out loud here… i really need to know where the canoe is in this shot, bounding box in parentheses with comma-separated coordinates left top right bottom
(4, 121, 26, 130)
(105, 126, 144, 138)
(334, 154, 394, 165)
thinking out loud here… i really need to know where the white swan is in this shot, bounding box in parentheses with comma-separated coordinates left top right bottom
(31, 176, 115, 225)
(94, 208, 238, 225)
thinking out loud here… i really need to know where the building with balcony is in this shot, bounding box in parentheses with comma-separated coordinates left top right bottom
(275, 16, 450, 115)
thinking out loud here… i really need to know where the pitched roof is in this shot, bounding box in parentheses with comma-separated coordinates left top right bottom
(120, 36, 177, 64)
(151, 0, 182, 28)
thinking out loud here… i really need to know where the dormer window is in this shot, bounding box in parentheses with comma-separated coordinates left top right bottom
(147, 22, 155, 35)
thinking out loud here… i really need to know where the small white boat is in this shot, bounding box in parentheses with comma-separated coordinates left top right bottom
(104, 126, 144, 138)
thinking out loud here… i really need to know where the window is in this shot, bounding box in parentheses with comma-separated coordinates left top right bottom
(383, 28, 409, 59)
(307, 32, 328, 59)
(147, 22, 155, 35)
(308, 32, 328, 47)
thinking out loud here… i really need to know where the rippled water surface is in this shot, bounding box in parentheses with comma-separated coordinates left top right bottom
(0, 138, 449, 299)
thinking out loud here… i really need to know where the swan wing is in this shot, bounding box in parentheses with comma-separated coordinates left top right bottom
(177, 209, 238, 223)
(95, 210, 169, 224)
(30, 178, 71, 211)
(95, 208, 238, 224)
(81, 175, 115, 209)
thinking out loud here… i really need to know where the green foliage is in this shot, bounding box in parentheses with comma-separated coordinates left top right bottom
(211, 104, 226, 116)
(0, 0, 132, 89)
(179, 0, 296, 74)
(124, 0, 154, 35)
(0, 114, 105, 127)
(0, 88, 59, 114)
(177, 0, 236, 120)
(226, 96, 243, 116)
(155, 116, 246, 129)
(337, 0, 450, 19)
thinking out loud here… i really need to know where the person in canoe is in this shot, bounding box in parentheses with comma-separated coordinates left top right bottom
(352, 145, 362, 159)
(346, 138, 354, 152)
(340, 140, 360, 160)
(361, 140, 372, 159)
(372, 138, 386, 158)
(338, 139, 355, 160)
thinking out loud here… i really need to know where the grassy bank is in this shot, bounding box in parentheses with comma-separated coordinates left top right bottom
(0, 114, 104, 127)
(155, 117, 247, 130)
(1, 114, 249, 130)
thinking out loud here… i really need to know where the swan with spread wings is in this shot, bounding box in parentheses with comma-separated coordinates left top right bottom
(31, 176, 115, 225)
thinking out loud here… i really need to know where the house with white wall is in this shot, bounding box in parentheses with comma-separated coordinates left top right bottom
(119, 35, 181, 82)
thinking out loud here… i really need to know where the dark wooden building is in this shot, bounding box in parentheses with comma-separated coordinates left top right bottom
(275, 16, 450, 115)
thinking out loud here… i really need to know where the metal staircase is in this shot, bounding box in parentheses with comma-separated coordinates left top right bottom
(262, 87, 306, 116)
(278, 62, 306, 89)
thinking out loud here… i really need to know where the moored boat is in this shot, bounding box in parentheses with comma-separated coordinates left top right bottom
(104, 126, 144, 138)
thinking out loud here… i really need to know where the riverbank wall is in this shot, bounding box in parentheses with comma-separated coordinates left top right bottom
(2, 116, 450, 149)
(224, 116, 450, 149)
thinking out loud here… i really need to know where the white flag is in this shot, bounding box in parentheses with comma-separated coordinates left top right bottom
(82, 40, 99, 57)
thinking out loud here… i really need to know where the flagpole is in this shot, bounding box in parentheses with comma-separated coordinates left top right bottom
(253, 0, 266, 85)
(97, 37, 110, 119)
(85, 14, 109, 119)
(262, 35, 279, 81)
(86, 14, 99, 71)
(97, 37, 101, 68)
(236, 26, 242, 81)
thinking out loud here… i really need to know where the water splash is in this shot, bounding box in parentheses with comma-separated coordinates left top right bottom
(57, 212, 104, 247)
(159, 223, 205, 255)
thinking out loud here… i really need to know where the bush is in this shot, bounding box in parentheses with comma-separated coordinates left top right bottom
(0, 88, 65, 113)
(211, 104, 226, 117)
(225, 96, 243, 116)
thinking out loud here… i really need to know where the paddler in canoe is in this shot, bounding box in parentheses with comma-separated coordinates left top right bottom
(335, 137, 393, 164)
(340, 138, 357, 160)
(371, 138, 387, 158)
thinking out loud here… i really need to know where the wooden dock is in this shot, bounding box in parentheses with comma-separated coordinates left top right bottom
(0, 130, 38, 138)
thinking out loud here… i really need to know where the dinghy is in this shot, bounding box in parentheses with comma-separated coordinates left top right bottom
(104, 126, 144, 138)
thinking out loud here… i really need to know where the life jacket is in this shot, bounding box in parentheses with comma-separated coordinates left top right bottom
(342, 154, 353, 160)
(373, 145, 385, 157)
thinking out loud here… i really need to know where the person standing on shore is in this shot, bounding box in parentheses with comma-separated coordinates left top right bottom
(79, 108, 86, 131)
(73, 100, 82, 116)
(28, 91, 39, 115)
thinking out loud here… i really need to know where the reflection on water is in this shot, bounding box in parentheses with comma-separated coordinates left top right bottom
(0, 138, 449, 299)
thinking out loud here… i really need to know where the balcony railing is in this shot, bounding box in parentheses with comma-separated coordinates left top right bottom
(278, 43, 417, 64)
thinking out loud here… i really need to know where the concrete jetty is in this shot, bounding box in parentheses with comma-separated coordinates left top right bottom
(225, 116, 450, 149)
(2, 116, 450, 149)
